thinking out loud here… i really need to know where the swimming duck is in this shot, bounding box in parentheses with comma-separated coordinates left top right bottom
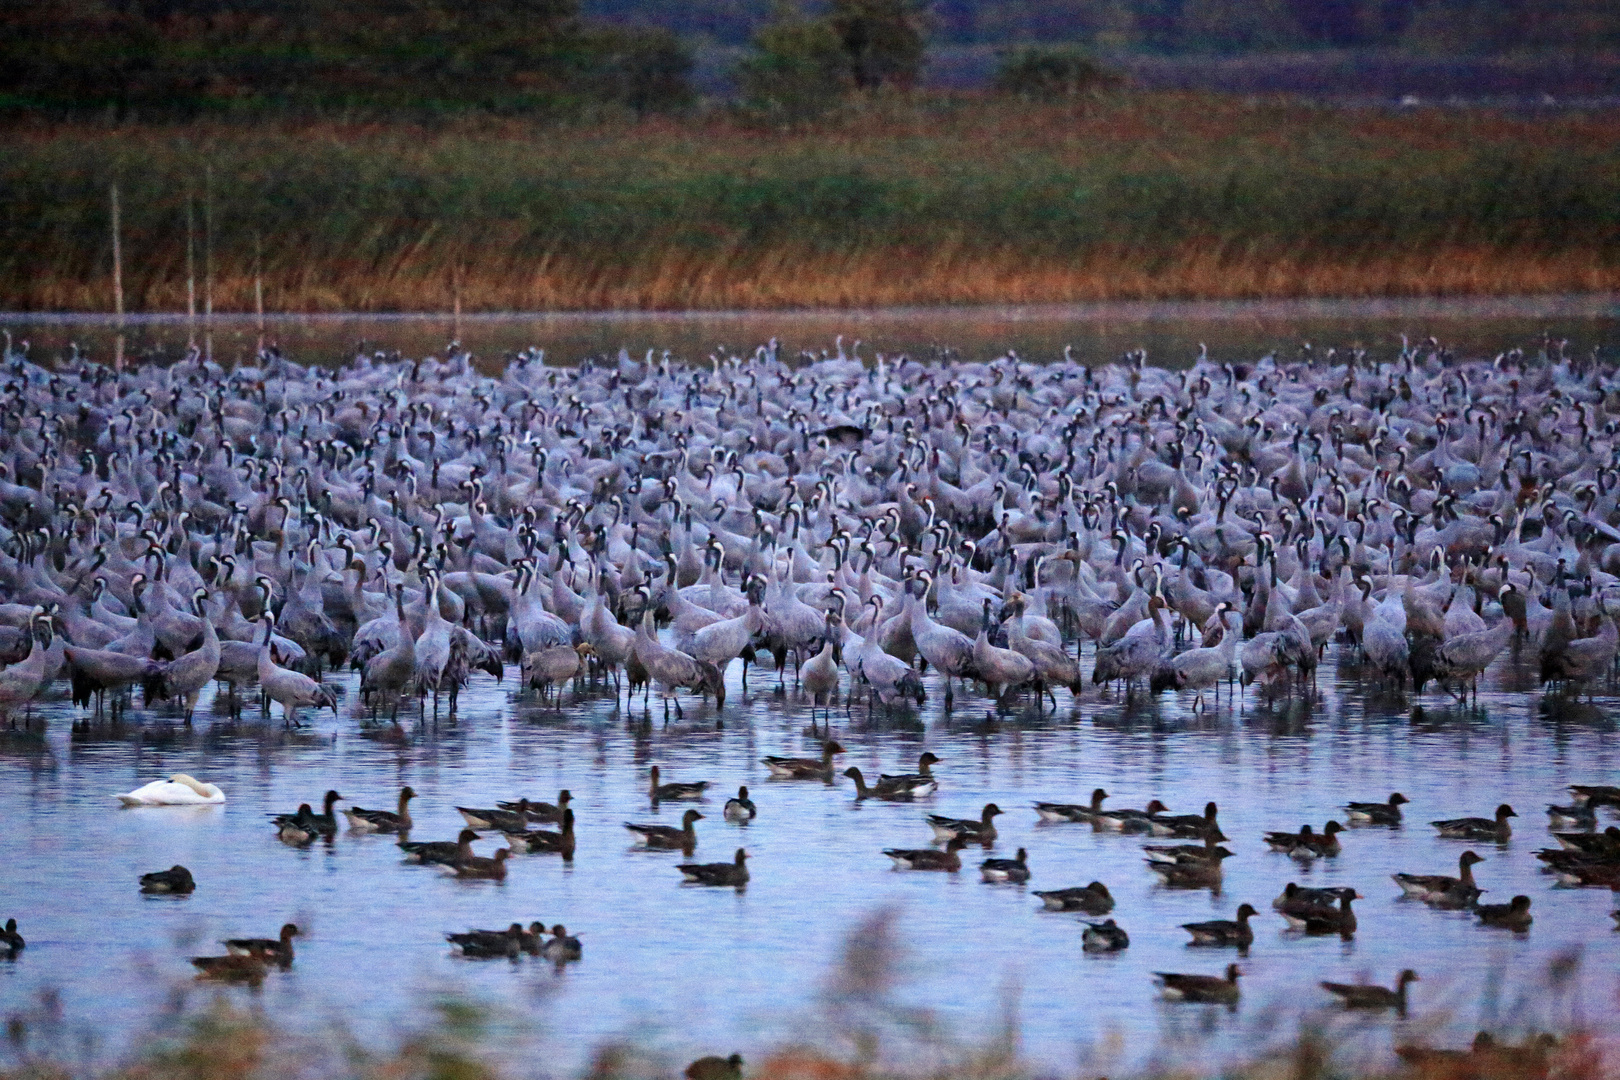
(625, 808, 703, 851)
(1321, 970, 1418, 1012)
(723, 786, 757, 822)
(1395, 851, 1485, 905)
(401, 829, 480, 866)
(1476, 895, 1533, 931)
(1034, 788, 1109, 823)
(2, 918, 23, 955)
(980, 847, 1029, 883)
(457, 800, 535, 832)
(1148, 801, 1223, 839)
(761, 740, 845, 780)
(883, 836, 968, 871)
(190, 954, 268, 984)
(874, 753, 941, 798)
(539, 924, 582, 962)
(505, 809, 576, 859)
(116, 774, 225, 806)
(677, 848, 750, 886)
(446, 923, 526, 959)
(1155, 964, 1241, 1004)
(495, 790, 572, 824)
(223, 923, 299, 967)
(1345, 792, 1408, 825)
(1082, 919, 1130, 952)
(1431, 804, 1516, 842)
(685, 1054, 743, 1080)
(1181, 904, 1258, 948)
(843, 767, 915, 802)
(927, 803, 1002, 843)
(650, 766, 709, 802)
(1033, 882, 1113, 914)
(344, 787, 415, 833)
(139, 865, 195, 894)
(450, 847, 510, 880)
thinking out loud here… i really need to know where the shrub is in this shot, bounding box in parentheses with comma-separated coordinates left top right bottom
(993, 47, 1124, 99)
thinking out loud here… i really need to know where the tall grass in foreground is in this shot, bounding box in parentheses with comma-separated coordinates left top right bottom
(1, 911, 1613, 1080)
(2, 94, 1619, 312)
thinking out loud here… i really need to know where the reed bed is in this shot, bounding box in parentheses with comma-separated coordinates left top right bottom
(4, 94, 1619, 312)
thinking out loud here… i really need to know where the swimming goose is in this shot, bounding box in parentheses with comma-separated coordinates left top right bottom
(1143, 832, 1234, 866)
(980, 847, 1030, 883)
(1181, 904, 1258, 948)
(451, 847, 510, 880)
(1282, 891, 1358, 936)
(1093, 799, 1169, 833)
(1476, 895, 1533, 930)
(1395, 851, 1485, 906)
(1264, 821, 1343, 859)
(1155, 963, 1241, 1004)
(539, 924, 583, 962)
(116, 774, 225, 806)
(1345, 792, 1408, 825)
(401, 829, 480, 866)
(1034, 788, 1109, 823)
(276, 804, 319, 845)
(344, 787, 415, 833)
(190, 954, 268, 984)
(1, 918, 22, 956)
(1569, 784, 1620, 809)
(723, 786, 757, 822)
(1033, 882, 1113, 914)
(1321, 970, 1418, 1012)
(883, 835, 968, 871)
(494, 791, 573, 824)
(843, 767, 914, 802)
(1147, 801, 1223, 839)
(446, 923, 526, 959)
(505, 809, 576, 859)
(272, 790, 342, 839)
(874, 752, 941, 798)
(677, 848, 750, 886)
(1272, 882, 1354, 910)
(650, 766, 709, 802)
(458, 800, 535, 832)
(927, 803, 1003, 843)
(1546, 802, 1597, 830)
(139, 865, 195, 894)
(626, 808, 703, 851)
(1431, 804, 1516, 842)
(1082, 919, 1130, 952)
(685, 1054, 743, 1080)
(223, 923, 299, 967)
(761, 740, 845, 780)
(1550, 825, 1620, 855)
(1148, 857, 1223, 889)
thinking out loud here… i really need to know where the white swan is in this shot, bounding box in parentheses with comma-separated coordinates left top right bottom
(116, 774, 226, 806)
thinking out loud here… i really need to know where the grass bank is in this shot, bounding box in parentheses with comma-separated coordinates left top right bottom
(4, 94, 1619, 313)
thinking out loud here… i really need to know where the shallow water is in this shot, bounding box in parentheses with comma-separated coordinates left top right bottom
(2, 294, 1617, 371)
(3, 637, 1618, 1076)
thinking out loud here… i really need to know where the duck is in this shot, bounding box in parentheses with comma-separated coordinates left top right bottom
(539, 924, 583, 962)
(1395, 850, 1486, 905)
(116, 774, 225, 806)
(761, 740, 845, 780)
(677, 848, 750, 886)
(723, 786, 757, 822)
(650, 765, 709, 802)
(457, 800, 536, 832)
(495, 790, 572, 824)
(1181, 904, 1258, 948)
(1034, 788, 1109, 823)
(1476, 895, 1533, 931)
(446, 923, 527, 959)
(843, 766, 915, 802)
(344, 786, 415, 833)
(450, 847, 510, 880)
(873, 752, 941, 798)
(1432, 804, 1516, 842)
(1033, 882, 1113, 914)
(189, 954, 268, 984)
(139, 865, 196, 894)
(272, 790, 342, 839)
(223, 923, 299, 967)
(1081, 919, 1130, 952)
(927, 803, 1003, 843)
(980, 847, 1029, 883)
(504, 809, 576, 859)
(1321, 970, 1418, 1012)
(401, 829, 480, 866)
(883, 835, 968, 871)
(626, 808, 703, 851)
(1155, 963, 1241, 1004)
(685, 1054, 743, 1080)
(1345, 792, 1408, 825)
(2, 918, 24, 955)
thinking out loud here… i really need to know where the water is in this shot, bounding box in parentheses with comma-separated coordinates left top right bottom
(3, 639, 1618, 1076)
(2, 294, 1618, 371)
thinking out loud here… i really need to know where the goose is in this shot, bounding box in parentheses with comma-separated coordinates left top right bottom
(495, 790, 572, 824)
(875, 752, 941, 798)
(1081, 919, 1130, 953)
(1147, 801, 1223, 840)
(1321, 970, 1418, 1012)
(1432, 804, 1516, 842)
(685, 1055, 743, 1080)
(1034, 787, 1109, 824)
(1181, 904, 1258, 948)
(446, 923, 528, 959)
(1547, 802, 1597, 830)
(1092, 798, 1169, 833)
(883, 835, 968, 871)
(625, 808, 703, 851)
(539, 924, 583, 963)
(117, 774, 225, 806)
(1155, 963, 1241, 1004)
(401, 829, 480, 866)
(272, 790, 342, 839)
(1147, 857, 1223, 889)
(649, 766, 709, 802)
(458, 801, 536, 832)
(1569, 785, 1620, 808)
(1143, 832, 1234, 866)
(1263, 820, 1343, 859)
(223, 923, 299, 966)
(276, 804, 319, 845)
(344, 787, 416, 833)
(139, 865, 196, 894)
(926, 803, 1003, 843)
(190, 954, 268, 984)
(1033, 882, 1113, 914)
(723, 786, 757, 822)
(1345, 792, 1408, 825)
(980, 847, 1029, 883)
(504, 808, 576, 859)
(843, 766, 914, 802)
(2, 918, 23, 956)
(677, 848, 750, 886)
(1549, 825, 1620, 855)
(1476, 895, 1533, 930)
(1394, 850, 1485, 905)
(1281, 890, 1358, 937)
(450, 847, 510, 880)
(761, 740, 845, 780)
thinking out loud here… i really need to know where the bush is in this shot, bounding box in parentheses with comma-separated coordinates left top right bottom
(576, 25, 695, 114)
(993, 47, 1124, 99)
(733, 6, 853, 122)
